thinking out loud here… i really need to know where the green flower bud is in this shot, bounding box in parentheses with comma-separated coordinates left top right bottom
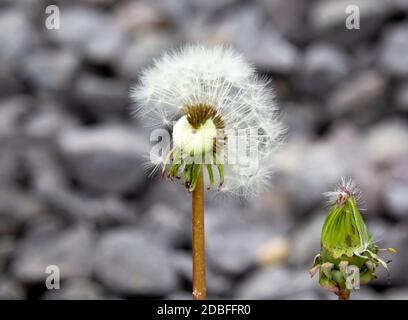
(310, 179, 395, 300)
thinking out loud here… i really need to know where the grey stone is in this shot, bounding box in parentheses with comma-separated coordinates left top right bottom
(379, 23, 408, 77)
(300, 42, 350, 95)
(0, 189, 44, 234)
(396, 82, 408, 112)
(0, 96, 76, 139)
(247, 186, 293, 231)
(171, 252, 232, 296)
(77, 0, 117, 5)
(246, 30, 300, 73)
(235, 267, 315, 299)
(118, 34, 171, 80)
(0, 0, 35, 5)
(166, 292, 193, 300)
(364, 119, 408, 165)
(205, 207, 279, 275)
(190, 0, 238, 10)
(0, 70, 22, 97)
(0, 237, 15, 272)
(0, 10, 36, 72)
(144, 181, 192, 214)
(0, 278, 26, 300)
(47, 7, 126, 64)
(0, 95, 32, 138)
(233, 9, 300, 73)
(384, 288, 408, 300)
(282, 102, 323, 138)
(197, 6, 300, 73)
(376, 223, 408, 285)
(148, 0, 193, 25)
(283, 291, 322, 300)
(383, 159, 408, 219)
(292, 137, 349, 207)
(141, 204, 190, 247)
(41, 189, 137, 225)
(0, 147, 21, 188)
(74, 73, 128, 119)
(257, 0, 310, 41)
(93, 228, 179, 295)
(327, 71, 387, 116)
(41, 279, 105, 300)
(310, 0, 389, 31)
(293, 123, 382, 212)
(57, 124, 148, 194)
(289, 213, 324, 267)
(22, 49, 80, 92)
(349, 287, 381, 300)
(384, 182, 408, 220)
(24, 147, 68, 195)
(12, 226, 94, 283)
(389, 0, 408, 11)
(113, 1, 168, 34)
(23, 101, 78, 139)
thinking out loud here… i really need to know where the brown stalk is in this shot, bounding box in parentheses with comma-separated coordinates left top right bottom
(191, 168, 206, 300)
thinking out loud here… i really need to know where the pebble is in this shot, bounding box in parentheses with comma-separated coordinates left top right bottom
(364, 119, 408, 165)
(379, 23, 408, 77)
(22, 49, 80, 92)
(41, 278, 105, 300)
(57, 124, 148, 194)
(310, 0, 389, 31)
(300, 42, 350, 95)
(396, 81, 408, 112)
(327, 70, 387, 116)
(0, 278, 26, 300)
(93, 228, 179, 295)
(47, 7, 126, 64)
(235, 266, 315, 299)
(12, 226, 95, 283)
(205, 207, 280, 275)
(74, 72, 129, 120)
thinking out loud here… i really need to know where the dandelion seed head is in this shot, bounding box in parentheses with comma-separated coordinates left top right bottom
(131, 44, 284, 197)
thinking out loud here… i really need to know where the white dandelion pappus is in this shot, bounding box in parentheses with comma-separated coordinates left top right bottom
(131, 45, 284, 197)
(323, 177, 362, 207)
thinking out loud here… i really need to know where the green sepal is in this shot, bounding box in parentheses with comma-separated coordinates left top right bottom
(206, 164, 214, 189)
(188, 164, 202, 192)
(321, 197, 372, 259)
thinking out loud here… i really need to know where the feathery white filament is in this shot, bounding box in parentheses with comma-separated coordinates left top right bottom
(131, 44, 284, 197)
(323, 178, 362, 206)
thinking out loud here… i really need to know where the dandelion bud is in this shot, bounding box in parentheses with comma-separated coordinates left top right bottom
(310, 179, 395, 300)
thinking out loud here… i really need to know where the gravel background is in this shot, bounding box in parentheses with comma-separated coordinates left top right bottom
(1, 0, 408, 300)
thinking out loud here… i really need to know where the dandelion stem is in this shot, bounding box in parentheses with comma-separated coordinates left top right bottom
(192, 167, 206, 300)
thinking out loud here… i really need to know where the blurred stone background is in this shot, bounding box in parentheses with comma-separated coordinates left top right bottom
(0, 0, 408, 300)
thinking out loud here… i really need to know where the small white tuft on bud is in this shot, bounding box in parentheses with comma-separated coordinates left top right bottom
(323, 177, 361, 206)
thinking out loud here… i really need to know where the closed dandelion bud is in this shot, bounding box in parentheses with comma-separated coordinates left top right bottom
(310, 178, 395, 300)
